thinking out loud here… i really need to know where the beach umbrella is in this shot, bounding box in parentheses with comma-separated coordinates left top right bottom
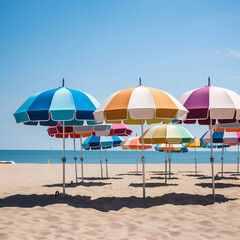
(142, 124, 194, 184)
(155, 143, 188, 152)
(82, 135, 123, 178)
(93, 79, 188, 198)
(185, 139, 201, 175)
(121, 135, 152, 174)
(178, 77, 240, 198)
(215, 125, 240, 173)
(94, 122, 133, 136)
(13, 79, 100, 195)
(47, 123, 93, 183)
(201, 128, 240, 176)
(155, 143, 188, 178)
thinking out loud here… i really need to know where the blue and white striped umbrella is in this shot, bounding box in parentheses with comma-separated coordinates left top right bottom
(14, 83, 100, 126)
(82, 135, 123, 150)
(13, 80, 100, 194)
(82, 135, 123, 178)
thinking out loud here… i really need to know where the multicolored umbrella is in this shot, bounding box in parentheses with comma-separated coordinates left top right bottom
(14, 80, 100, 195)
(201, 128, 240, 176)
(155, 143, 188, 152)
(178, 78, 240, 198)
(82, 136, 123, 178)
(121, 135, 152, 174)
(93, 80, 188, 198)
(142, 124, 194, 184)
(155, 143, 188, 179)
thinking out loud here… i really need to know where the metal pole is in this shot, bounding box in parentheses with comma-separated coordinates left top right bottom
(169, 148, 171, 179)
(209, 118, 215, 198)
(80, 133, 84, 183)
(237, 145, 239, 173)
(221, 142, 224, 177)
(195, 147, 197, 175)
(165, 144, 167, 184)
(136, 147, 138, 174)
(73, 131, 78, 184)
(100, 147, 103, 178)
(62, 121, 66, 195)
(141, 120, 146, 198)
(105, 148, 108, 178)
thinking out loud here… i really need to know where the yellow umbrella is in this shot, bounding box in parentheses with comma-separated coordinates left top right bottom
(185, 139, 201, 175)
(94, 79, 188, 198)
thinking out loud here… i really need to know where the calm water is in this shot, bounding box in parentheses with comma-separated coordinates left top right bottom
(0, 150, 239, 164)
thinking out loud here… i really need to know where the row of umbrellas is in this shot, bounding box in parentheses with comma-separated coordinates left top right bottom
(14, 77, 240, 199)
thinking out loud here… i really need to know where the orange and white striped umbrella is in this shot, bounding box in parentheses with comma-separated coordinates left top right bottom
(94, 85, 188, 124)
(122, 136, 152, 150)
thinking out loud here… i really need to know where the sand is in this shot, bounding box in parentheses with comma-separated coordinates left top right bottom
(0, 163, 240, 239)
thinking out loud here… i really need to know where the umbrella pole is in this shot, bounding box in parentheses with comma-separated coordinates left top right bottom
(73, 132, 78, 184)
(168, 150, 171, 179)
(209, 119, 215, 198)
(141, 120, 146, 198)
(221, 142, 224, 178)
(136, 148, 138, 174)
(105, 148, 108, 179)
(237, 145, 239, 173)
(100, 147, 103, 178)
(165, 144, 167, 184)
(195, 147, 197, 175)
(80, 133, 84, 183)
(62, 121, 66, 195)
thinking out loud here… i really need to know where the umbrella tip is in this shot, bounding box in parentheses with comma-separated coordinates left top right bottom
(208, 76, 211, 86)
(62, 78, 65, 87)
(139, 77, 142, 86)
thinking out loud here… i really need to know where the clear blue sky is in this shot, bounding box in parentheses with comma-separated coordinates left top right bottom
(0, 0, 240, 150)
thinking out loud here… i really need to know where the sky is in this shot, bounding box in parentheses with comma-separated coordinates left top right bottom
(0, 0, 240, 150)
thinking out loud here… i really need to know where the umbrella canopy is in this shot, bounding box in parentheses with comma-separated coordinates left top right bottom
(14, 86, 99, 126)
(82, 135, 123, 149)
(155, 143, 188, 152)
(178, 84, 240, 125)
(142, 124, 195, 144)
(122, 136, 152, 150)
(94, 122, 133, 136)
(185, 139, 201, 148)
(94, 85, 188, 124)
(201, 130, 240, 144)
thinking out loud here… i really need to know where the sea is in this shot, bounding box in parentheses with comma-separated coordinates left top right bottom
(0, 150, 239, 164)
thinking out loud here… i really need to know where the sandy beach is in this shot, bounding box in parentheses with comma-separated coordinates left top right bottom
(0, 163, 240, 239)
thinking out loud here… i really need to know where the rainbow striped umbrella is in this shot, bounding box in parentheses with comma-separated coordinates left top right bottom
(178, 78, 240, 197)
(122, 135, 152, 174)
(143, 124, 194, 184)
(13, 80, 100, 195)
(82, 136, 123, 178)
(93, 80, 188, 198)
(155, 143, 188, 179)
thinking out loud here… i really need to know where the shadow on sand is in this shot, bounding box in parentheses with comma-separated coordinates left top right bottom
(196, 176, 239, 181)
(117, 173, 142, 176)
(129, 183, 178, 188)
(150, 176, 179, 180)
(78, 177, 123, 181)
(43, 181, 111, 188)
(0, 193, 235, 211)
(196, 183, 240, 189)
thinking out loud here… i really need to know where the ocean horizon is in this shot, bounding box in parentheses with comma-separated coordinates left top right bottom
(0, 149, 239, 164)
